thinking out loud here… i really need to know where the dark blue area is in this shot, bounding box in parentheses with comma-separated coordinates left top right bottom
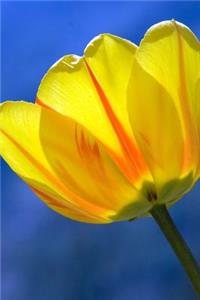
(1, 2, 200, 300)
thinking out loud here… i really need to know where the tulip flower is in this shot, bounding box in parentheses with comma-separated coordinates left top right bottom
(1, 20, 200, 294)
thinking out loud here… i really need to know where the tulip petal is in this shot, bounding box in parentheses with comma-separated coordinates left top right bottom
(0, 101, 151, 222)
(84, 34, 137, 136)
(28, 180, 106, 224)
(135, 20, 200, 176)
(36, 34, 151, 186)
(127, 59, 185, 201)
(0, 102, 108, 223)
(195, 78, 200, 178)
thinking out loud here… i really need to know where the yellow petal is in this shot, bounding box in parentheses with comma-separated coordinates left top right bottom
(84, 34, 137, 136)
(0, 101, 107, 223)
(37, 34, 151, 186)
(127, 59, 187, 201)
(135, 20, 200, 177)
(0, 101, 151, 222)
(195, 78, 200, 178)
(28, 180, 105, 224)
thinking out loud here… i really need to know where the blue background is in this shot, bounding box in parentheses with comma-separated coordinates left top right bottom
(1, 2, 200, 300)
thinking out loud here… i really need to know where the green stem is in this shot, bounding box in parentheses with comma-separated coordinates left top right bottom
(150, 205, 200, 298)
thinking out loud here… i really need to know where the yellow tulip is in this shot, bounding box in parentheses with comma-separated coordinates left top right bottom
(1, 20, 200, 224)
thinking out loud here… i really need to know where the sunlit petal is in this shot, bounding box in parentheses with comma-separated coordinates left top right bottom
(135, 20, 200, 177)
(0, 101, 151, 222)
(127, 59, 191, 202)
(37, 34, 151, 186)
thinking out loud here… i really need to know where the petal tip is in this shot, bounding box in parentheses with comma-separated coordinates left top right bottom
(84, 33, 137, 58)
(49, 55, 83, 73)
(84, 34, 106, 57)
(140, 19, 200, 51)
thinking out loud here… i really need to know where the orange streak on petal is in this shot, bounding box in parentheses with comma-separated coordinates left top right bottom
(182, 139, 193, 172)
(74, 125, 106, 179)
(84, 60, 147, 182)
(31, 186, 104, 222)
(174, 22, 196, 172)
(36, 97, 54, 111)
(74, 124, 82, 158)
(31, 186, 70, 209)
(0, 129, 110, 220)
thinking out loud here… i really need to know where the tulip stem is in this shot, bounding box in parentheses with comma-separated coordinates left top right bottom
(150, 204, 200, 297)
